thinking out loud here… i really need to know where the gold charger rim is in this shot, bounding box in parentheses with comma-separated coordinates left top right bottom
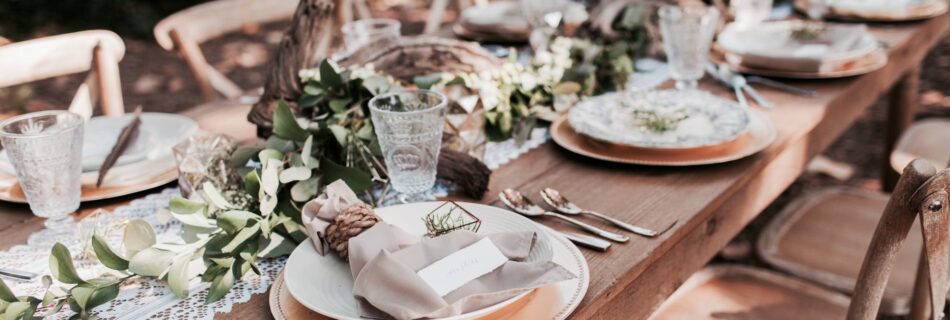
(551, 111, 777, 166)
(0, 168, 178, 203)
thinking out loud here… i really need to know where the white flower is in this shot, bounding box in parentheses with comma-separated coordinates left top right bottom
(521, 72, 538, 91)
(299, 68, 320, 82)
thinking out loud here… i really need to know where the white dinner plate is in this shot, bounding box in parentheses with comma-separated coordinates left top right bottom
(0, 113, 197, 185)
(568, 90, 750, 150)
(283, 202, 556, 320)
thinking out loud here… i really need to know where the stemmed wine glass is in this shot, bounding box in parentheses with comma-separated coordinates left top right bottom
(658, 5, 720, 91)
(0, 110, 84, 233)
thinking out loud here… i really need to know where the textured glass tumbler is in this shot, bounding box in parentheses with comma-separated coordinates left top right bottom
(341, 18, 401, 53)
(369, 90, 446, 200)
(659, 5, 720, 90)
(0, 110, 84, 228)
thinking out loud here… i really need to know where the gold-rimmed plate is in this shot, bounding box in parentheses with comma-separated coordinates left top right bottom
(794, 0, 948, 22)
(715, 48, 888, 79)
(551, 111, 777, 166)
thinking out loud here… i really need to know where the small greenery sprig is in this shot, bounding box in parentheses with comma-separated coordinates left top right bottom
(631, 107, 690, 133)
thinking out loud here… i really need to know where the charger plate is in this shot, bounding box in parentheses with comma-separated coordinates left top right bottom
(271, 223, 588, 320)
(721, 49, 888, 79)
(552, 110, 776, 166)
(0, 167, 177, 203)
(794, 0, 948, 22)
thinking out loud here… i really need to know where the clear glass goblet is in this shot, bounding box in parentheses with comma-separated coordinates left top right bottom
(368, 90, 447, 203)
(0, 110, 84, 229)
(341, 18, 401, 53)
(730, 0, 773, 28)
(658, 5, 720, 90)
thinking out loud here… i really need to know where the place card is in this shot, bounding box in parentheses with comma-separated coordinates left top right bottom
(416, 237, 509, 296)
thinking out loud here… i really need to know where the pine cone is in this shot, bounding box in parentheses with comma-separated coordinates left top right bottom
(324, 203, 379, 260)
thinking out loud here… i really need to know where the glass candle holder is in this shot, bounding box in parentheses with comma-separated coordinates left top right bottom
(341, 18, 401, 53)
(0, 110, 84, 228)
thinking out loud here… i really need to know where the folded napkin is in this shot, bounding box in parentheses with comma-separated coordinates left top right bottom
(302, 180, 364, 256)
(348, 223, 576, 320)
(724, 23, 870, 72)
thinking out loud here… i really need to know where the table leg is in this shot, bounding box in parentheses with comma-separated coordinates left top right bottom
(883, 67, 920, 191)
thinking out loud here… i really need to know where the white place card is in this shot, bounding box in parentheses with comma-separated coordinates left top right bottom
(416, 237, 510, 296)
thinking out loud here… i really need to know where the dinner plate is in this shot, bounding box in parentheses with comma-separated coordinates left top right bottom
(553, 110, 777, 166)
(568, 90, 750, 150)
(719, 48, 887, 79)
(0, 113, 197, 203)
(283, 202, 556, 320)
(271, 223, 590, 320)
(794, 0, 948, 22)
(717, 21, 878, 73)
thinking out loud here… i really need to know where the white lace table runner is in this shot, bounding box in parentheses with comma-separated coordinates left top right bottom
(0, 61, 669, 319)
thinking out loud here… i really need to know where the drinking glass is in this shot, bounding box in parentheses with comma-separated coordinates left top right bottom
(658, 5, 720, 90)
(0, 110, 84, 229)
(730, 0, 773, 28)
(369, 90, 446, 202)
(341, 18, 401, 53)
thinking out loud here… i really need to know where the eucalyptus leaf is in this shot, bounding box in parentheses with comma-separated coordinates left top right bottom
(124, 219, 157, 259)
(170, 210, 217, 229)
(0, 278, 16, 302)
(257, 149, 284, 164)
(298, 94, 322, 109)
(328, 124, 349, 147)
(91, 235, 129, 271)
(167, 255, 192, 298)
(261, 159, 280, 197)
(301, 136, 318, 169)
(128, 248, 176, 277)
(303, 83, 324, 96)
(49, 243, 84, 284)
(278, 166, 312, 183)
(78, 282, 119, 311)
(329, 98, 352, 114)
(553, 81, 582, 95)
(321, 159, 373, 192)
(244, 170, 261, 197)
(290, 176, 321, 202)
(4, 301, 32, 320)
(200, 181, 234, 210)
(206, 269, 235, 303)
(319, 60, 342, 89)
(266, 135, 296, 153)
(229, 146, 262, 168)
(413, 73, 443, 90)
(257, 234, 296, 258)
(217, 210, 261, 234)
(41, 299, 66, 317)
(260, 195, 278, 217)
(169, 197, 206, 215)
(221, 223, 261, 253)
(273, 100, 309, 142)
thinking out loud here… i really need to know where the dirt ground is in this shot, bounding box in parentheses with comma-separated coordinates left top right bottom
(2, 2, 950, 295)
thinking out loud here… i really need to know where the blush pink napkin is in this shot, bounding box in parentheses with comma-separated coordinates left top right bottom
(301, 180, 363, 256)
(347, 224, 576, 320)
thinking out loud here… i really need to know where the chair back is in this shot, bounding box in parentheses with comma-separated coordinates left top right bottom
(0, 30, 126, 117)
(849, 159, 950, 319)
(153, 0, 299, 102)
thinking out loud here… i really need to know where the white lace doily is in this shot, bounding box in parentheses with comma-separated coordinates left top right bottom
(0, 61, 669, 319)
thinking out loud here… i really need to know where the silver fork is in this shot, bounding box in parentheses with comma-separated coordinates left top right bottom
(540, 188, 677, 238)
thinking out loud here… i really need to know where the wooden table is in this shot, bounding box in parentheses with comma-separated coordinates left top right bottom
(0, 13, 947, 320)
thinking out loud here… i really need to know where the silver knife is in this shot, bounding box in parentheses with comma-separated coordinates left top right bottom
(0, 267, 38, 281)
(559, 231, 611, 251)
(746, 76, 818, 97)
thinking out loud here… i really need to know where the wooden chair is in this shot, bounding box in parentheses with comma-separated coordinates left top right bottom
(650, 160, 950, 319)
(154, 0, 300, 103)
(891, 119, 950, 173)
(0, 30, 126, 118)
(424, 0, 488, 34)
(755, 130, 950, 315)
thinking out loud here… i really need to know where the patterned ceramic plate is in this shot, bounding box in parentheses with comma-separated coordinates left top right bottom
(568, 90, 750, 150)
(283, 202, 555, 320)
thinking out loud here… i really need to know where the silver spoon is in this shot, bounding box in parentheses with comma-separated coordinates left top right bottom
(499, 189, 629, 243)
(540, 188, 677, 238)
